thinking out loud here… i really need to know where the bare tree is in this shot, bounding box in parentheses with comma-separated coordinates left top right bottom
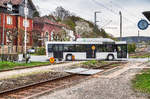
(18, 28, 25, 53)
(52, 6, 71, 21)
(53, 29, 70, 41)
(5, 28, 18, 53)
(32, 30, 41, 47)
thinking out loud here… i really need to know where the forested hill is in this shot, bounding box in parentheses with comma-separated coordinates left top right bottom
(116, 36, 150, 43)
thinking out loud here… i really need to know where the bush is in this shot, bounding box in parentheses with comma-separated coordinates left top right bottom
(0, 54, 18, 61)
(36, 47, 46, 55)
(83, 60, 98, 66)
(128, 43, 136, 53)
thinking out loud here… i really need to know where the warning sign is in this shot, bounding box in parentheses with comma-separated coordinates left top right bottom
(49, 57, 55, 63)
(91, 45, 96, 50)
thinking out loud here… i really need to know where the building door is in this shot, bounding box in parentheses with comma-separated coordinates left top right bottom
(86, 45, 96, 58)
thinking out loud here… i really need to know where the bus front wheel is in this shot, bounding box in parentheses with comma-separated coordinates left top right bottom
(107, 54, 114, 61)
(66, 54, 72, 61)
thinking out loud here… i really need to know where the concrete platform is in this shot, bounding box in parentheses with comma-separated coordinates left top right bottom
(65, 68, 103, 75)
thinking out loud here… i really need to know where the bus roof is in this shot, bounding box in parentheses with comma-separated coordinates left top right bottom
(115, 41, 127, 44)
(46, 41, 103, 44)
(76, 38, 114, 42)
(46, 38, 127, 45)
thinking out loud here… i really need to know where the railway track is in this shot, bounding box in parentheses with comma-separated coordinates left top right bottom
(0, 62, 126, 99)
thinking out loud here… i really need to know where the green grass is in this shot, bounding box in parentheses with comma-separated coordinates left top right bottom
(129, 55, 150, 58)
(110, 63, 120, 67)
(129, 52, 150, 58)
(83, 60, 98, 66)
(0, 61, 51, 70)
(132, 69, 150, 94)
(82, 60, 107, 66)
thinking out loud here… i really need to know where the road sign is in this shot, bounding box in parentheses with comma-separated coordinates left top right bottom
(49, 57, 55, 63)
(91, 45, 96, 50)
(24, 20, 28, 27)
(24, 7, 28, 15)
(138, 19, 149, 30)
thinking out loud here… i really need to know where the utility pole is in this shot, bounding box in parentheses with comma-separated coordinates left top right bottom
(94, 11, 101, 32)
(1, 13, 5, 61)
(138, 30, 140, 48)
(24, 0, 28, 63)
(119, 11, 122, 41)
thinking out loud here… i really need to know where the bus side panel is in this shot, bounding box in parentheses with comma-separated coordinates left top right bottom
(63, 52, 86, 60)
(96, 52, 117, 60)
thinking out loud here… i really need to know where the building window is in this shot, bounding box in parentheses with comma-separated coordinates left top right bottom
(23, 19, 29, 27)
(7, 16, 12, 25)
(51, 31, 54, 41)
(45, 32, 49, 42)
(7, 3, 13, 11)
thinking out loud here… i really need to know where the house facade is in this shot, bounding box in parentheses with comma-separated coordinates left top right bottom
(33, 16, 75, 47)
(0, 0, 36, 53)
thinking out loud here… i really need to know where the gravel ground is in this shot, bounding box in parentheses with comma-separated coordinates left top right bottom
(36, 62, 149, 99)
(0, 61, 115, 93)
(0, 72, 69, 92)
(0, 62, 84, 93)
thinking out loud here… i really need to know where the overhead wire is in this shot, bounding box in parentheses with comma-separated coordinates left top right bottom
(109, 1, 141, 20)
(92, 0, 137, 26)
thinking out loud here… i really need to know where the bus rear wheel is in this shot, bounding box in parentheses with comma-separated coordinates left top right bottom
(66, 54, 72, 61)
(107, 54, 114, 61)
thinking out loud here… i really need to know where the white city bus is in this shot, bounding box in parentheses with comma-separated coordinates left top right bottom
(45, 38, 128, 61)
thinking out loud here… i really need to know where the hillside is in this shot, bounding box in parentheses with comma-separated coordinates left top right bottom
(51, 6, 112, 39)
(62, 16, 111, 38)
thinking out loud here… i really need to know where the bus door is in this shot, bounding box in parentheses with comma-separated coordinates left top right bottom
(53, 45, 63, 59)
(86, 45, 96, 58)
(116, 44, 127, 58)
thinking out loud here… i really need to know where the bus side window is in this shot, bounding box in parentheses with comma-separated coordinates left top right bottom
(102, 45, 106, 52)
(106, 44, 114, 52)
(59, 45, 64, 51)
(97, 45, 103, 52)
(53, 45, 59, 51)
(64, 45, 75, 52)
(76, 45, 86, 52)
(48, 44, 53, 52)
(117, 46, 121, 52)
(64, 45, 68, 52)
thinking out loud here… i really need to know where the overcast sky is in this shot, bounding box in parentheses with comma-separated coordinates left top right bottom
(32, 0, 150, 37)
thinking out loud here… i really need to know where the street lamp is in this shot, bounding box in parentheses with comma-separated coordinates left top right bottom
(119, 11, 122, 41)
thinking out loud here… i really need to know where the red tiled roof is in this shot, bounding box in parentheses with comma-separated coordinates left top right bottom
(33, 17, 66, 27)
(0, 0, 36, 10)
(0, 0, 23, 6)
